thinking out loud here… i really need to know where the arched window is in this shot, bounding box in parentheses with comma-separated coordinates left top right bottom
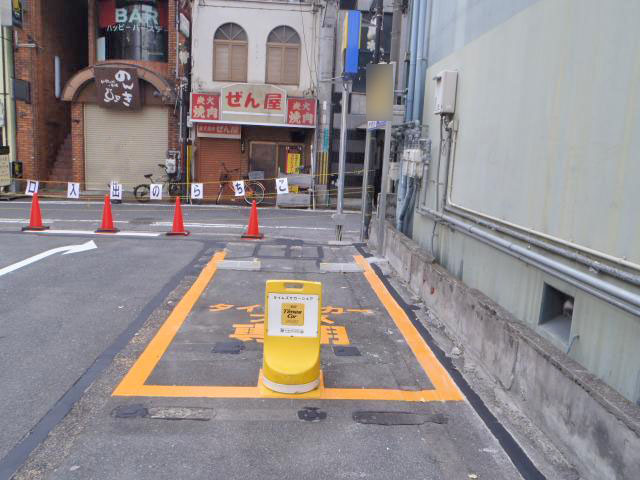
(213, 23, 248, 82)
(266, 26, 301, 85)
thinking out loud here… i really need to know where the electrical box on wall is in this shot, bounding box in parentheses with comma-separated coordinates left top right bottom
(433, 70, 458, 115)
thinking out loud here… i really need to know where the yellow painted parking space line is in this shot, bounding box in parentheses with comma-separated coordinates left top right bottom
(113, 251, 464, 402)
(113, 251, 227, 396)
(353, 255, 464, 402)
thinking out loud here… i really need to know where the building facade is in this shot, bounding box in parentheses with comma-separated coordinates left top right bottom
(403, 0, 640, 404)
(60, 0, 191, 192)
(189, 0, 322, 202)
(2, 0, 88, 188)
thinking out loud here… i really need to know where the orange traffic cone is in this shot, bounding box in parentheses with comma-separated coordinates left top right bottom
(22, 192, 49, 231)
(96, 195, 119, 233)
(242, 200, 264, 239)
(167, 196, 190, 236)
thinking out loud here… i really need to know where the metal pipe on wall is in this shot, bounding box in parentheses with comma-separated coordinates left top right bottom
(445, 205, 640, 287)
(421, 207, 640, 317)
(410, 0, 428, 122)
(404, 0, 421, 122)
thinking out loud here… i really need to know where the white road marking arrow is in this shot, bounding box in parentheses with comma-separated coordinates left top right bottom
(0, 240, 97, 278)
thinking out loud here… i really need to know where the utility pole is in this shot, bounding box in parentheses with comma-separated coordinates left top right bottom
(359, 0, 385, 241)
(335, 79, 350, 240)
(373, 0, 383, 64)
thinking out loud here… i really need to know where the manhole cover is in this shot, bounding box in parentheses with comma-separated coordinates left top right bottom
(129, 217, 157, 225)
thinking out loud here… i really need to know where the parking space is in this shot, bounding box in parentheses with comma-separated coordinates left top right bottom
(113, 243, 461, 402)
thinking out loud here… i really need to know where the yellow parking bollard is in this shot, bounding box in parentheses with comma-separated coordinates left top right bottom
(262, 280, 322, 394)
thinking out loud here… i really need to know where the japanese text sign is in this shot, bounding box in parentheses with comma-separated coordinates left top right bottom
(150, 184, 163, 200)
(25, 180, 38, 196)
(191, 93, 220, 121)
(287, 98, 316, 126)
(191, 183, 203, 200)
(191, 89, 316, 127)
(95, 66, 141, 110)
(67, 182, 80, 199)
(110, 181, 122, 200)
(267, 292, 320, 337)
(196, 123, 241, 139)
(233, 180, 245, 197)
(221, 84, 287, 124)
(275, 178, 289, 195)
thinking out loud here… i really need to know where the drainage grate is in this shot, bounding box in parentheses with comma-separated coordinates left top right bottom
(212, 341, 245, 354)
(333, 345, 361, 356)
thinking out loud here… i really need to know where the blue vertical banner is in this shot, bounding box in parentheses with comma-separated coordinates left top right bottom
(342, 10, 362, 76)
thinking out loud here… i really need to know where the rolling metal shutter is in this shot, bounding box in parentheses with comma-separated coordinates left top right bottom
(84, 104, 168, 191)
(197, 138, 245, 201)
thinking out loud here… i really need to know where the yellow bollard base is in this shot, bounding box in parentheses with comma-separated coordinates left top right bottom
(262, 376, 319, 394)
(259, 370, 323, 395)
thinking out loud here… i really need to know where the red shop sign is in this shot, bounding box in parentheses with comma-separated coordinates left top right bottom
(196, 123, 241, 139)
(287, 98, 316, 126)
(191, 93, 220, 121)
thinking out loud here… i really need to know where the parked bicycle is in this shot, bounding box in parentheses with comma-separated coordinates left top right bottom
(134, 164, 182, 203)
(216, 163, 265, 205)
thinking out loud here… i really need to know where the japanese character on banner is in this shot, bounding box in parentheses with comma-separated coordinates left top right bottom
(67, 182, 80, 199)
(192, 105, 205, 119)
(25, 180, 39, 196)
(275, 177, 289, 195)
(150, 184, 163, 200)
(110, 181, 122, 201)
(191, 183, 203, 200)
(226, 91, 243, 108)
(264, 93, 282, 111)
(289, 110, 302, 124)
(233, 180, 245, 197)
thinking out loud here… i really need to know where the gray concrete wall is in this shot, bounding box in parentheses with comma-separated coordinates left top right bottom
(411, 0, 640, 403)
(370, 218, 640, 480)
(427, 0, 540, 66)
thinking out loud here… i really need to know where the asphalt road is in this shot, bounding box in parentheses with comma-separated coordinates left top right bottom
(0, 200, 542, 479)
(0, 199, 362, 242)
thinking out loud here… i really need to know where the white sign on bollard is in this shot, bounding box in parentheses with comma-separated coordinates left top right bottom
(110, 181, 122, 200)
(233, 180, 245, 197)
(150, 184, 163, 200)
(267, 292, 320, 338)
(67, 182, 80, 199)
(191, 183, 203, 200)
(275, 177, 289, 195)
(25, 180, 39, 196)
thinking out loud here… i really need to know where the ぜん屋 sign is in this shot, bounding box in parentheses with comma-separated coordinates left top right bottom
(191, 86, 316, 128)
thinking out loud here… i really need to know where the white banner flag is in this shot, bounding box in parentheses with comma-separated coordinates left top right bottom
(150, 184, 163, 200)
(191, 183, 203, 200)
(67, 182, 80, 199)
(232, 180, 245, 197)
(275, 177, 289, 195)
(25, 180, 39, 196)
(110, 181, 122, 200)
